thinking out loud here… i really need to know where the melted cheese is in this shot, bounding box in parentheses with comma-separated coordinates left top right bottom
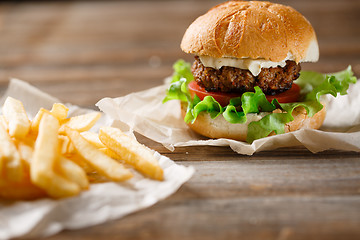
(199, 40, 319, 76)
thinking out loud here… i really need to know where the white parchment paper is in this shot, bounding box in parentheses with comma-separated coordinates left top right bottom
(96, 80, 360, 155)
(0, 79, 194, 240)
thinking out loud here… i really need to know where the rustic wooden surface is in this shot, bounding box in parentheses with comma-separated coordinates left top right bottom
(0, 0, 359, 239)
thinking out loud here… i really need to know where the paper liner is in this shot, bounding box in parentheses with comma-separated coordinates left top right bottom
(0, 79, 194, 239)
(96, 81, 360, 155)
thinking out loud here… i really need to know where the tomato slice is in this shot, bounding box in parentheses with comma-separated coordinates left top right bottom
(265, 83, 300, 104)
(188, 81, 240, 107)
(188, 81, 300, 106)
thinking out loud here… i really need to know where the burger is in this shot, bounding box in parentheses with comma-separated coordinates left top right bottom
(164, 1, 356, 143)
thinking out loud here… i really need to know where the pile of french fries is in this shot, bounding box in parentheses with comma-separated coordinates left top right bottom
(0, 97, 163, 200)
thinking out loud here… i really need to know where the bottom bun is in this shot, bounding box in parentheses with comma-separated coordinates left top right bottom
(181, 102, 326, 142)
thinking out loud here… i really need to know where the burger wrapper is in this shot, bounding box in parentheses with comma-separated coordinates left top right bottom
(96, 79, 360, 155)
(0, 79, 194, 240)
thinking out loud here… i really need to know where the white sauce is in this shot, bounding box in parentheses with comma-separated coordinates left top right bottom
(199, 40, 319, 76)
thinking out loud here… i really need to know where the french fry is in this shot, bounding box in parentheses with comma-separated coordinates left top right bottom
(31, 113, 80, 198)
(98, 147, 123, 162)
(1, 97, 165, 200)
(65, 127, 133, 182)
(2, 97, 30, 139)
(67, 154, 95, 174)
(0, 115, 8, 131)
(0, 179, 46, 200)
(50, 103, 69, 121)
(0, 159, 3, 179)
(80, 131, 105, 148)
(17, 141, 33, 164)
(86, 172, 109, 183)
(58, 135, 75, 155)
(31, 103, 69, 133)
(60, 112, 101, 133)
(30, 108, 50, 133)
(0, 124, 24, 182)
(99, 127, 163, 181)
(57, 157, 89, 190)
(16, 132, 37, 150)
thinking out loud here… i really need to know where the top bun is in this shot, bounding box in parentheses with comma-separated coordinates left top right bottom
(181, 1, 318, 62)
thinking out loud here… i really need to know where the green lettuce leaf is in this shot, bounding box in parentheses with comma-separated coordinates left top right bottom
(162, 60, 193, 103)
(296, 66, 357, 97)
(163, 60, 357, 143)
(247, 112, 294, 143)
(248, 66, 356, 142)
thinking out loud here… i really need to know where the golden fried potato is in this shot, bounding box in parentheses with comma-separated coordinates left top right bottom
(31, 113, 80, 198)
(80, 131, 105, 148)
(59, 112, 101, 133)
(50, 103, 69, 121)
(0, 124, 24, 182)
(99, 127, 163, 181)
(2, 97, 30, 139)
(0, 179, 46, 200)
(65, 127, 133, 182)
(1, 97, 164, 201)
(57, 156, 89, 190)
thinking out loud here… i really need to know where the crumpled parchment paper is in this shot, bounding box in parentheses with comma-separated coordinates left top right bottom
(96, 80, 360, 155)
(0, 79, 194, 240)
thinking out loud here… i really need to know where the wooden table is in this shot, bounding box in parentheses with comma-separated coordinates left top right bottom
(0, 0, 359, 239)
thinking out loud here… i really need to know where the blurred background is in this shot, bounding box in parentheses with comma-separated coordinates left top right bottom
(0, 0, 359, 108)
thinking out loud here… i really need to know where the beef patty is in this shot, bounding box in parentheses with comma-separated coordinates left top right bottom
(191, 56, 301, 95)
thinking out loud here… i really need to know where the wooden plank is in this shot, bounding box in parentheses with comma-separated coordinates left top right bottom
(45, 158, 360, 240)
(0, 0, 359, 239)
(0, 0, 358, 76)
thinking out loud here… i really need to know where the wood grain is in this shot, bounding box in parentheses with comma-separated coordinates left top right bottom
(0, 0, 359, 239)
(46, 143, 360, 240)
(0, 0, 359, 107)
